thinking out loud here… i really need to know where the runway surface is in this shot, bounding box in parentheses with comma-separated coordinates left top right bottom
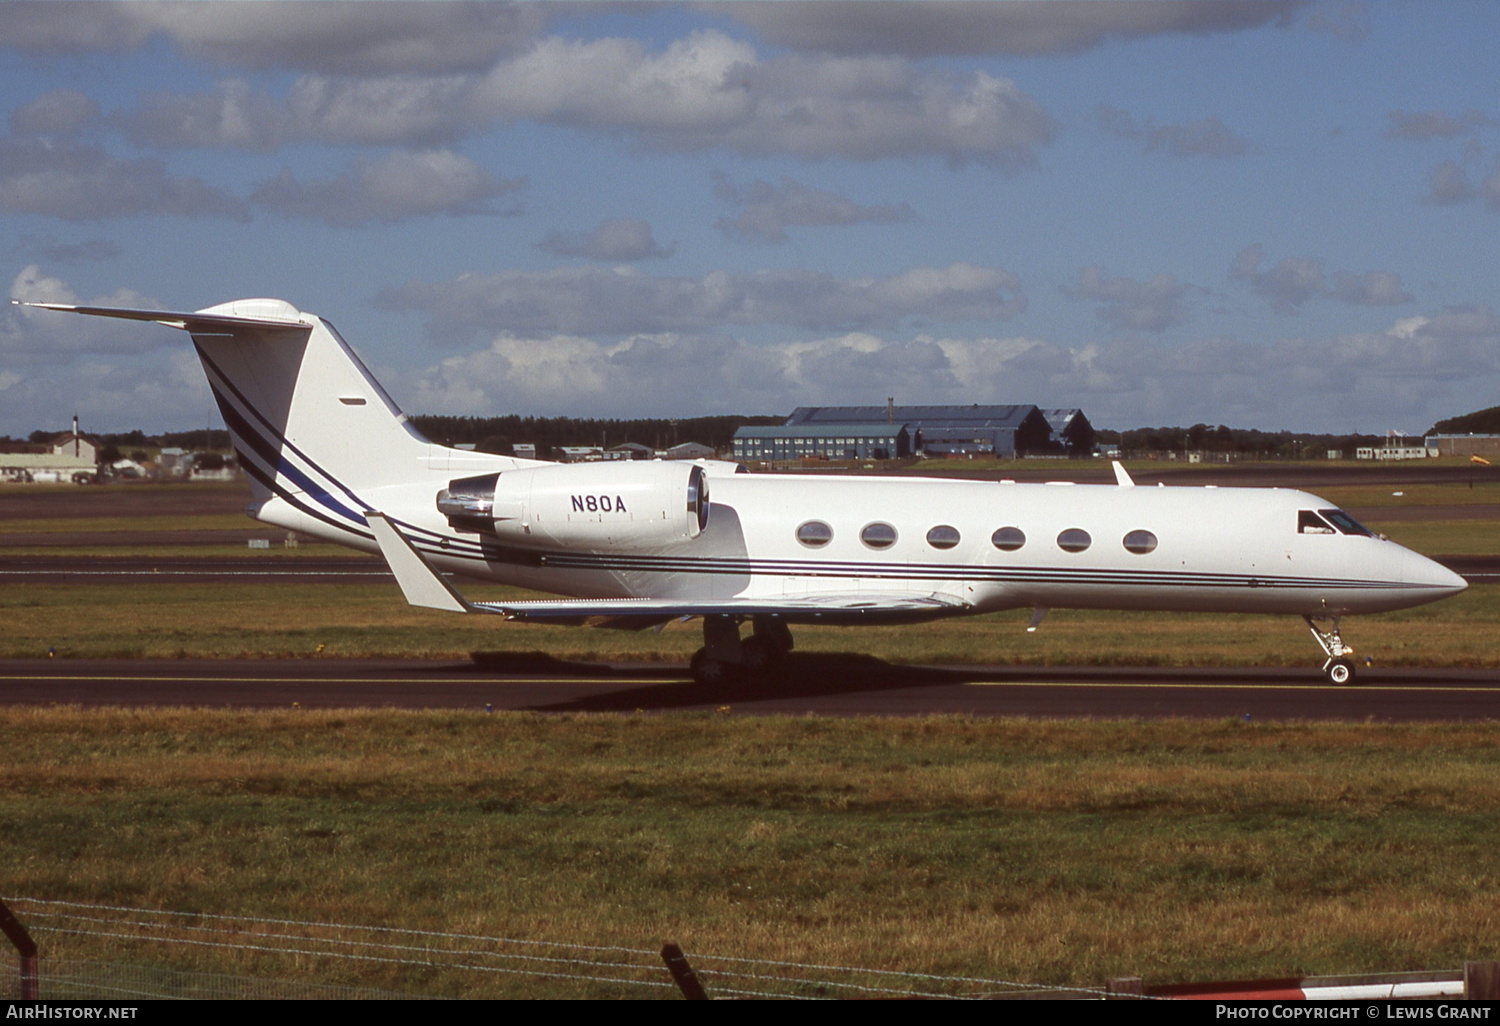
(3, 656, 1498, 722)
(0, 554, 390, 583)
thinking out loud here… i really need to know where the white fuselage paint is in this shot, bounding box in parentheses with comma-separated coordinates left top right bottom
(255, 471, 1466, 620)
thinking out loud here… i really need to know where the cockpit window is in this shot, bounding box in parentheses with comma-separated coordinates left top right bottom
(1320, 509, 1373, 537)
(1298, 510, 1336, 534)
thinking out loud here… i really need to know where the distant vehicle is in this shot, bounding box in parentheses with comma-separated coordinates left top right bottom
(23, 298, 1467, 685)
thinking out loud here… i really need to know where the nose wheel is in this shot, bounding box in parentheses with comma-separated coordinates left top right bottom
(1305, 615, 1358, 685)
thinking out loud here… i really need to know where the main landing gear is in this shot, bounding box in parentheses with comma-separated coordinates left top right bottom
(1304, 614, 1358, 685)
(688, 614, 794, 684)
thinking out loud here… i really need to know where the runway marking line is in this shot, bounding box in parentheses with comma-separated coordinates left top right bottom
(0, 571, 391, 577)
(3, 675, 1497, 693)
(0, 674, 681, 686)
(962, 679, 1500, 692)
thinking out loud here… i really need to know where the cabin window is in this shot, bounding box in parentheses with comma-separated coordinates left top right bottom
(796, 520, 833, 548)
(1298, 510, 1336, 535)
(991, 527, 1026, 551)
(926, 525, 961, 550)
(1057, 528, 1092, 553)
(1320, 509, 1373, 537)
(1123, 529, 1158, 554)
(860, 522, 898, 549)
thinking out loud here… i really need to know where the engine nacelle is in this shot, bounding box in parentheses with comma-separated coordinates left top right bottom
(437, 461, 709, 549)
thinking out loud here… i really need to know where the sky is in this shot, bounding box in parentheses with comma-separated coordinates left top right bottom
(1, 0, 1497, 438)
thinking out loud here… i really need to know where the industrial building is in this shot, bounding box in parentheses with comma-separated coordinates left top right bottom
(0, 431, 99, 484)
(732, 424, 913, 462)
(731, 405, 1091, 462)
(1425, 434, 1500, 459)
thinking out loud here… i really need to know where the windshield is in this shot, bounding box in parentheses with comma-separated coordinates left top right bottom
(1319, 508, 1373, 537)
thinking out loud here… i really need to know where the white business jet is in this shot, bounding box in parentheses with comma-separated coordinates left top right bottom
(22, 298, 1467, 685)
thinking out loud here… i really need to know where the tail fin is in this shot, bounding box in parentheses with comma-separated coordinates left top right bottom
(17, 297, 525, 547)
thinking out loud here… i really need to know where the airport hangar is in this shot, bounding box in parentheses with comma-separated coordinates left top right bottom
(730, 405, 1093, 462)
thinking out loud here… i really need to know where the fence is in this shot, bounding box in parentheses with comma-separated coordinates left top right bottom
(1, 896, 1108, 1000)
(8, 897, 1493, 1000)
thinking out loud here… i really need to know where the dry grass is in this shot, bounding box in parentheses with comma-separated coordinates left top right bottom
(3, 577, 1494, 666)
(3, 710, 1497, 997)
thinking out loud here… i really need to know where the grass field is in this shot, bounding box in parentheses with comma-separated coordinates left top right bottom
(4, 579, 1498, 667)
(3, 710, 1498, 998)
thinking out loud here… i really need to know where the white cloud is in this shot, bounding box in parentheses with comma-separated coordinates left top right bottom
(1097, 105, 1250, 158)
(0, 266, 212, 434)
(3, 265, 162, 358)
(712, 172, 915, 243)
(251, 149, 524, 226)
(723, 0, 1304, 58)
(122, 76, 478, 151)
(375, 263, 1026, 340)
(10, 90, 101, 137)
(1062, 266, 1197, 332)
(0, 136, 247, 222)
(116, 30, 1053, 165)
(0, 348, 214, 437)
(1426, 159, 1476, 204)
(0, 2, 547, 75)
(1327, 271, 1413, 307)
(1423, 153, 1500, 210)
(388, 303, 1500, 433)
(1228, 245, 1412, 313)
(1384, 109, 1491, 140)
(535, 218, 675, 262)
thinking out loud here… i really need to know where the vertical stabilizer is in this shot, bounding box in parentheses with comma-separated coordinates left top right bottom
(188, 300, 432, 505)
(15, 297, 528, 547)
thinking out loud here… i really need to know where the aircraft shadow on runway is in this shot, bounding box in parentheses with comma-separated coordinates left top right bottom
(462, 649, 973, 711)
(453, 649, 1405, 713)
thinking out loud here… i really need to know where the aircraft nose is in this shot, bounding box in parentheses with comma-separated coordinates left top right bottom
(1405, 549, 1468, 597)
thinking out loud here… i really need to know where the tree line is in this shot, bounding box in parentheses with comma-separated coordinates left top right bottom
(12, 411, 1484, 465)
(1095, 424, 1385, 458)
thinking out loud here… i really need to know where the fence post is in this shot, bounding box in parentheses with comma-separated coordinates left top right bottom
(1465, 961, 1500, 1000)
(0, 899, 39, 1000)
(661, 943, 709, 1000)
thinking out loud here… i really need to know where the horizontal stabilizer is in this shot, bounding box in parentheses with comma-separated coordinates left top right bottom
(12, 300, 307, 333)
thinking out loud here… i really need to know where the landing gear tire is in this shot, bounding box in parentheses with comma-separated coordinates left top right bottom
(1326, 658, 1356, 686)
(690, 647, 736, 686)
(740, 635, 786, 674)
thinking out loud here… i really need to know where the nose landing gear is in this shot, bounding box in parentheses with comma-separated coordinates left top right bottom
(1305, 614, 1358, 685)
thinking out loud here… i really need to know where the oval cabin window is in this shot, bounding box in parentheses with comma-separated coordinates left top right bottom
(1057, 528, 1092, 553)
(860, 522, 898, 549)
(991, 527, 1026, 551)
(926, 525, 961, 550)
(796, 521, 833, 548)
(1123, 529, 1158, 554)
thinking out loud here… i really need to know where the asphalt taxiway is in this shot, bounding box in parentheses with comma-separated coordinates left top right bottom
(3, 656, 1498, 722)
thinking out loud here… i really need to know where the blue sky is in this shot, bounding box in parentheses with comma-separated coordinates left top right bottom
(2, 0, 1497, 438)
